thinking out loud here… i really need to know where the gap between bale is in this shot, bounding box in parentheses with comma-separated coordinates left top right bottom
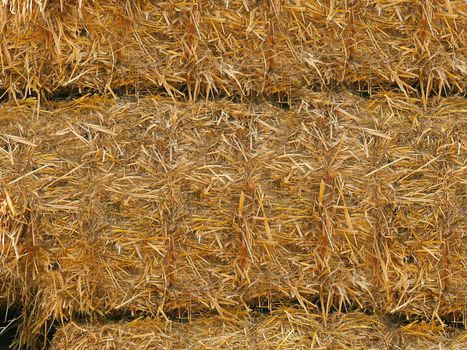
(0, 305, 22, 350)
(0, 80, 465, 107)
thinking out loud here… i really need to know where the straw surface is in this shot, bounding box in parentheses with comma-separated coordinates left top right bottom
(50, 308, 467, 350)
(1, 1, 465, 98)
(1, 2, 466, 349)
(1, 91, 465, 347)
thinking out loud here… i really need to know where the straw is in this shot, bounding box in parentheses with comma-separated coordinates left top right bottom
(0, 1, 465, 99)
(50, 307, 467, 350)
(1, 90, 465, 347)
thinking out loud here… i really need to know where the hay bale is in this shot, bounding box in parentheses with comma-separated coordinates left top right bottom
(1, 91, 465, 348)
(49, 308, 466, 349)
(1, 1, 465, 98)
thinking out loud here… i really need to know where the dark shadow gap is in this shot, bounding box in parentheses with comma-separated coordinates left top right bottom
(0, 80, 463, 107)
(0, 305, 22, 350)
(345, 81, 465, 99)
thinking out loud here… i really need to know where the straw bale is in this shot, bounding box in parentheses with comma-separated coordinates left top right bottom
(0, 91, 465, 347)
(0, 1, 465, 98)
(352, 92, 467, 321)
(49, 308, 466, 350)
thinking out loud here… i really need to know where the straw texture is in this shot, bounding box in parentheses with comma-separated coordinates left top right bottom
(1, 1, 465, 98)
(0, 185, 21, 307)
(1, 2, 466, 349)
(1, 91, 465, 347)
(50, 308, 467, 350)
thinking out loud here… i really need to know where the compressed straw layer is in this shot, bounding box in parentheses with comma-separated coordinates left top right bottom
(1, 0, 465, 98)
(1, 91, 465, 346)
(50, 308, 467, 350)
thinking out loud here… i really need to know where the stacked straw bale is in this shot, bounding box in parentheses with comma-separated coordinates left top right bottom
(1, 0, 465, 98)
(1, 1, 466, 349)
(50, 308, 467, 350)
(1, 91, 465, 347)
